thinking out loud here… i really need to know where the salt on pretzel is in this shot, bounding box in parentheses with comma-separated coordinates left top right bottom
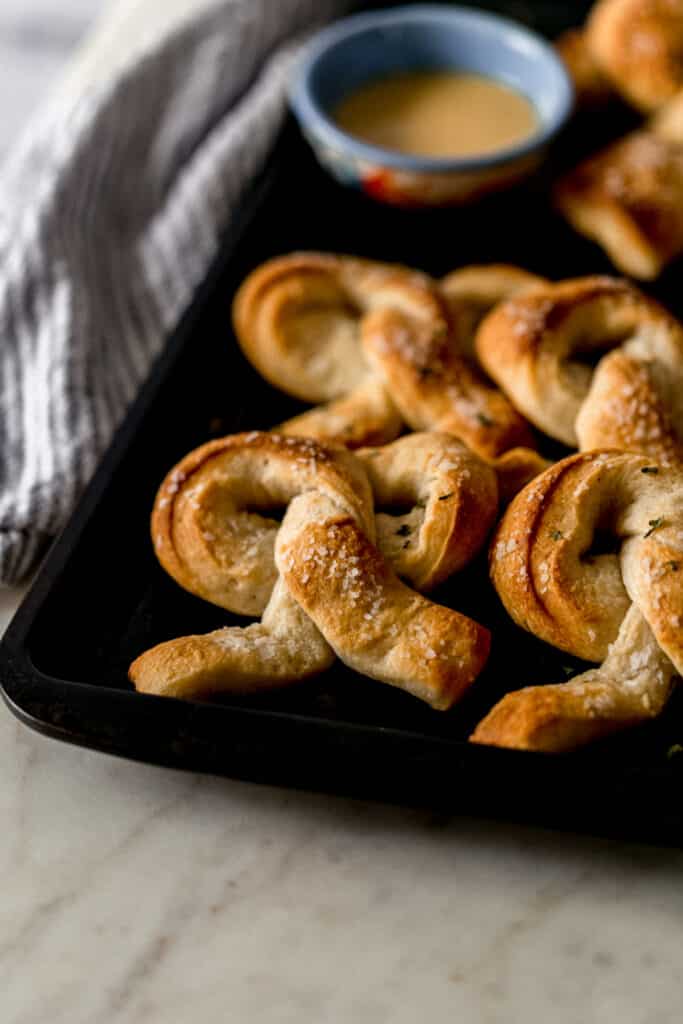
(130, 432, 493, 708)
(232, 253, 536, 459)
(436, 263, 552, 499)
(476, 275, 683, 466)
(131, 433, 371, 697)
(470, 450, 683, 751)
(357, 432, 498, 591)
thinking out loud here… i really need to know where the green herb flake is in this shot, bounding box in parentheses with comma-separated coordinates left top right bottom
(561, 665, 576, 679)
(476, 412, 494, 428)
(644, 518, 664, 538)
(395, 524, 412, 537)
(641, 466, 659, 475)
(667, 743, 683, 759)
(438, 492, 454, 501)
(550, 530, 563, 541)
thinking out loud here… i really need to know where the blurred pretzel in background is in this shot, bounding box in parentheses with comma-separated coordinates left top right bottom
(586, 0, 683, 114)
(556, 106, 683, 280)
(554, 1, 683, 279)
(130, 431, 496, 710)
(471, 450, 683, 751)
(557, 0, 683, 113)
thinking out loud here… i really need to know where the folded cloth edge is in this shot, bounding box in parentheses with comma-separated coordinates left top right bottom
(0, 0, 349, 585)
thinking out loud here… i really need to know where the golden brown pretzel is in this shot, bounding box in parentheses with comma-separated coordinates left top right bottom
(555, 124, 683, 281)
(476, 275, 683, 465)
(151, 431, 498, 609)
(471, 450, 683, 751)
(586, 0, 683, 113)
(130, 432, 493, 708)
(232, 253, 536, 459)
(132, 433, 370, 697)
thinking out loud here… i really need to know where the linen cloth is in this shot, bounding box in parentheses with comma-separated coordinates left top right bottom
(0, 0, 347, 583)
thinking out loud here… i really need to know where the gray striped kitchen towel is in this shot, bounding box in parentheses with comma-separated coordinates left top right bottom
(0, 0, 348, 584)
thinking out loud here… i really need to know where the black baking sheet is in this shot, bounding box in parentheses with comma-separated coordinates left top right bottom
(3, 0, 683, 844)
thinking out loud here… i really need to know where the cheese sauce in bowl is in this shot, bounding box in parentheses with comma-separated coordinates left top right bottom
(290, 4, 573, 207)
(333, 70, 538, 159)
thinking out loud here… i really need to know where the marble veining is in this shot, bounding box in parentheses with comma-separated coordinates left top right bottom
(2, 3, 683, 1022)
(2, 684, 683, 1024)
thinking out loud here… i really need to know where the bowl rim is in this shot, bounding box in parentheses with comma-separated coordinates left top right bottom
(290, 2, 574, 173)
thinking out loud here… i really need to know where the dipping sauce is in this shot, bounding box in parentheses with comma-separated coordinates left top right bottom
(333, 71, 538, 159)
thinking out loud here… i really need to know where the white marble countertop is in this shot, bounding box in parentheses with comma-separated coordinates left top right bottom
(2, 4, 683, 1023)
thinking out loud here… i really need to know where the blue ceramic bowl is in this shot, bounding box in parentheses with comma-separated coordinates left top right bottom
(290, 4, 573, 206)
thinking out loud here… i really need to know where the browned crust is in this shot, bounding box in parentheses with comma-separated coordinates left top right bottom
(233, 252, 539, 460)
(469, 683, 642, 751)
(471, 450, 683, 751)
(134, 431, 494, 710)
(278, 514, 491, 710)
(587, 0, 683, 113)
(555, 132, 683, 280)
(150, 431, 370, 617)
(475, 274, 683, 457)
(358, 432, 499, 591)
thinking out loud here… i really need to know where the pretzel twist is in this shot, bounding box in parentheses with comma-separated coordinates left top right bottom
(232, 253, 537, 459)
(130, 432, 494, 709)
(471, 450, 683, 751)
(476, 275, 683, 466)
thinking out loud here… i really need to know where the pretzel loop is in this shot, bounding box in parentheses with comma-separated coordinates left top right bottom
(233, 253, 538, 460)
(131, 432, 494, 709)
(471, 450, 683, 751)
(476, 275, 683, 465)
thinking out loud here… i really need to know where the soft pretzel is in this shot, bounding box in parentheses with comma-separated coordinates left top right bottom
(555, 0, 683, 281)
(476, 275, 683, 465)
(556, 125, 683, 280)
(131, 433, 371, 696)
(232, 253, 535, 459)
(471, 450, 683, 751)
(151, 431, 497, 609)
(586, 0, 683, 113)
(130, 432, 492, 708)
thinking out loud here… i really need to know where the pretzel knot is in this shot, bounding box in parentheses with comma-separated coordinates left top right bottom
(471, 450, 683, 751)
(130, 432, 496, 710)
(232, 252, 538, 459)
(476, 275, 683, 466)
